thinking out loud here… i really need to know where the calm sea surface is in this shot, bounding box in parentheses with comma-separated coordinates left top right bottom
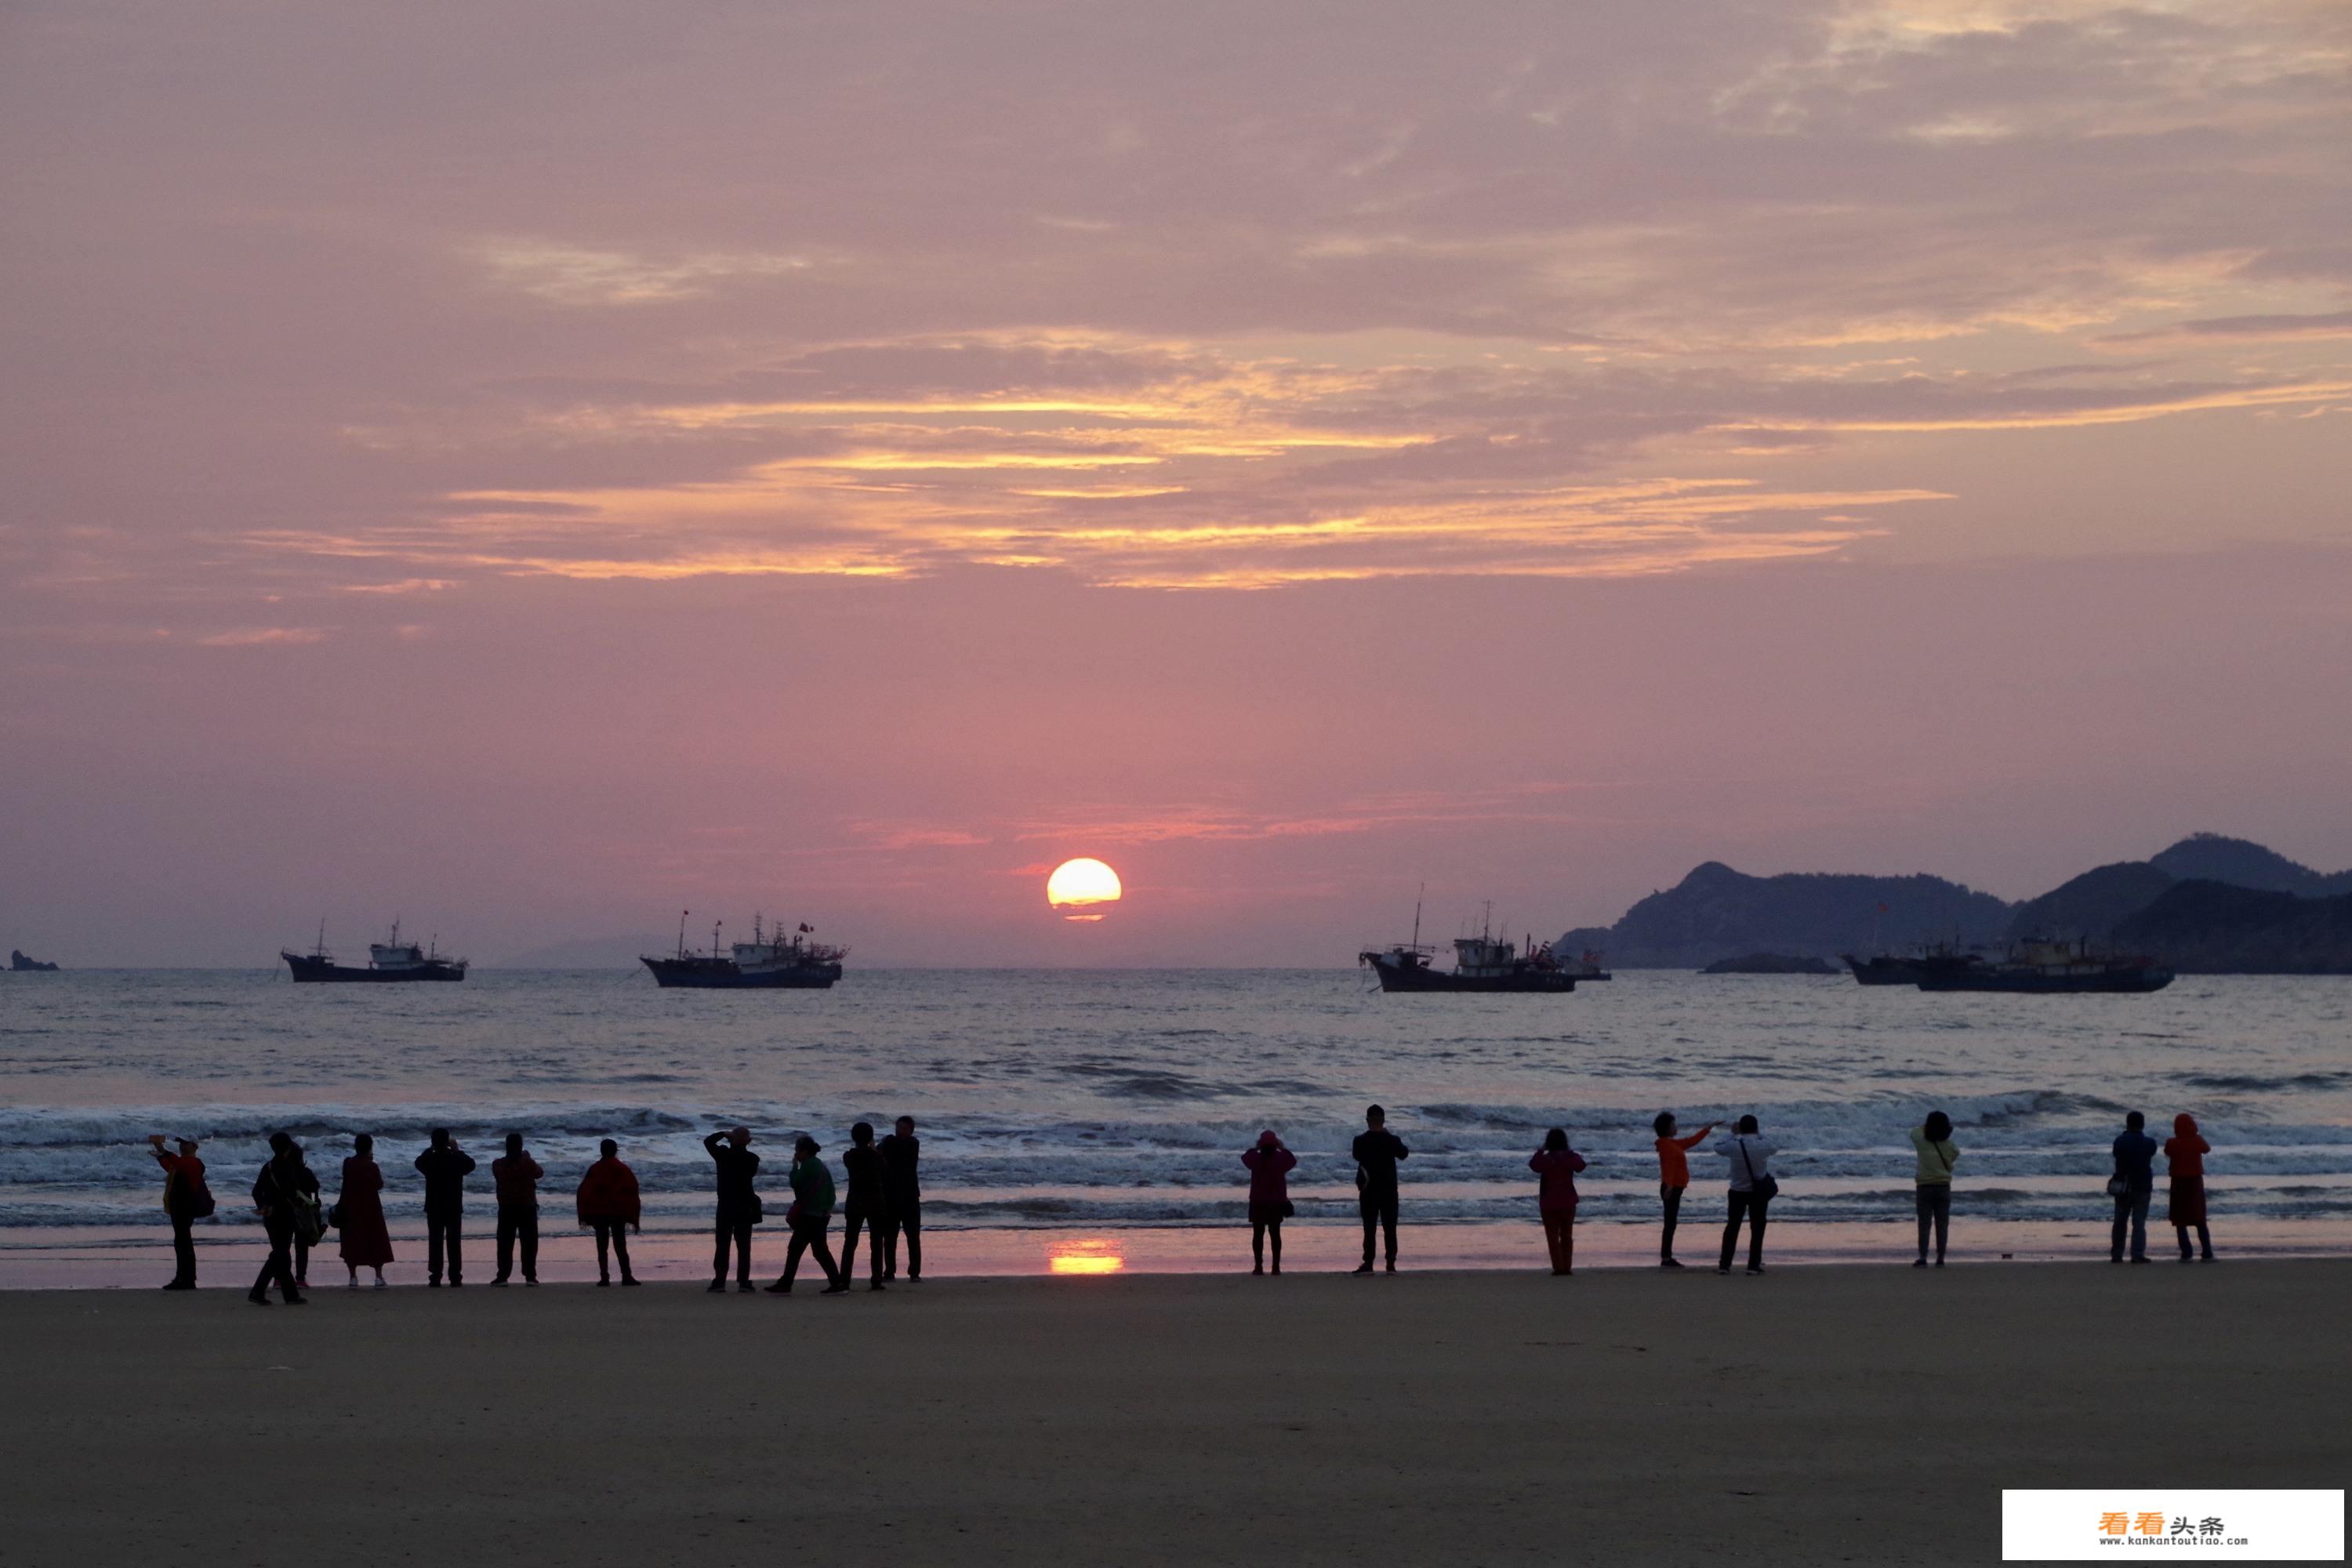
(3, 968, 2348, 1265)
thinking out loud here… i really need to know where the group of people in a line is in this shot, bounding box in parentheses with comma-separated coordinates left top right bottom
(145, 1100, 2219, 1297)
(146, 1116, 923, 1304)
(1235, 1104, 2221, 1278)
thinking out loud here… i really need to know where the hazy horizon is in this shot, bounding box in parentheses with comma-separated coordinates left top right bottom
(5, 0, 2348, 967)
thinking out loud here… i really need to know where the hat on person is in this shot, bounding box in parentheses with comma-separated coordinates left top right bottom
(1257, 1129, 1279, 1148)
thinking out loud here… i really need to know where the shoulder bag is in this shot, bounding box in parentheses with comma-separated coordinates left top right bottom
(1740, 1138, 1780, 1200)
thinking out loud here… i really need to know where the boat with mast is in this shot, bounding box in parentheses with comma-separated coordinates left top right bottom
(641, 912, 846, 989)
(1359, 896, 1581, 993)
(282, 920, 467, 982)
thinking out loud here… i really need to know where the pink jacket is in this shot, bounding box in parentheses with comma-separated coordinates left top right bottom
(1530, 1148, 1587, 1214)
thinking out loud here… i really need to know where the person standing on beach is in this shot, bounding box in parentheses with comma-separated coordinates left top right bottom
(148, 1134, 212, 1290)
(839, 1121, 890, 1291)
(414, 1128, 477, 1287)
(492, 1131, 544, 1287)
(2163, 1113, 2215, 1262)
(1243, 1129, 1297, 1276)
(878, 1116, 922, 1283)
(576, 1139, 642, 1287)
(705, 1125, 761, 1293)
(248, 1133, 309, 1306)
(1910, 1112, 1959, 1269)
(337, 1133, 394, 1288)
(1652, 1112, 1716, 1269)
(1714, 1116, 1777, 1276)
(1529, 1128, 1587, 1276)
(766, 1134, 846, 1294)
(1352, 1105, 1410, 1274)
(2111, 1111, 2158, 1265)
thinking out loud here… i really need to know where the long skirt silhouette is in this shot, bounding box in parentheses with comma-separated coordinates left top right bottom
(336, 1157, 395, 1269)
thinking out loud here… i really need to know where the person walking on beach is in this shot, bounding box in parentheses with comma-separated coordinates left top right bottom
(878, 1116, 922, 1283)
(1243, 1129, 1297, 1276)
(286, 1142, 324, 1290)
(1652, 1112, 1716, 1269)
(576, 1139, 641, 1287)
(1352, 1105, 1410, 1274)
(705, 1125, 762, 1293)
(1715, 1116, 1777, 1276)
(1911, 1112, 1960, 1269)
(839, 1121, 890, 1291)
(766, 1134, 846, 1294)
(1529, 1128, 1587, 1276)
(249, 1133, 310, 1306)
(148, 1134, 212, 1290)
(492, 1131, 544, 1287)
(414, 1128, 477, 1287)
(2111, 1111, 2158, 1264)
(336, 1133, 395, 1288)
(2164, 1112, 2215, 1262)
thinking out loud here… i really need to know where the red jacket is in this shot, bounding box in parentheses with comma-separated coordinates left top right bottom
(1242, 1146, 1297, 1209)
(575, 1158, 641, 1226)
(1530, 1148, 1588, 1214)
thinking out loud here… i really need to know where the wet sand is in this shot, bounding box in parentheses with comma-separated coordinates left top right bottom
(4, 1261, 2344, 1566)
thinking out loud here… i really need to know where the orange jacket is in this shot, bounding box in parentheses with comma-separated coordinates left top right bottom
(1656, 1128, 1709, 1188)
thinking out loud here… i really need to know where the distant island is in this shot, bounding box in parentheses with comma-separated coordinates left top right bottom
(10, 949, 60, 972)
(1700, 953, 1838, 975)
(1557, 833, 2352, 974)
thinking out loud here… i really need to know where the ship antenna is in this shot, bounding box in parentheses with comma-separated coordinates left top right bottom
(315, 916, 326, 959)
(1411, 883, 1424, 951)
(677, 909, 688, 960)
(713, 917, 723, 960)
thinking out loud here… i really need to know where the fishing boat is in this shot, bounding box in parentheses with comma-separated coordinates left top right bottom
(282, 920, 467, 982)
(641, 913, 845, 989)
(1359, 900, 1580, 993)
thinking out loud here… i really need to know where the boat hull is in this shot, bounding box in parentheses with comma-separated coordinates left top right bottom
(641, 956, 841, 989)
(1917, 967, 2173, 994)
(1361, 957, 1574, 993)
(282, 952, 466, 982)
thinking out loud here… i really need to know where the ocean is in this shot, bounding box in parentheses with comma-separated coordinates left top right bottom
(3, 967, 2348, 1283)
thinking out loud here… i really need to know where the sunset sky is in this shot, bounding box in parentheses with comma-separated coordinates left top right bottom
(4, 0, 2348, 965)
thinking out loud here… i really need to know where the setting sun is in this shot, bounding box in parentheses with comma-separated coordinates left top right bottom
(1046, 857, 1123, 922)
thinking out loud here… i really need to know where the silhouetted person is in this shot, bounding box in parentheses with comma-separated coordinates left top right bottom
(1530, 1127, 1587, 1276)
(1351, 1105, 1409, 1273)
(878, 1116, 922, 1283)
(766, 1135, 845, 1294)
(2164, 1112, 2214, 1262)
(149, 1134, 212, 1290)
(248, 1133, 309, 1306)
(2111, 1111, 2158, 1264)
(337, 1132, 394, 1288)
(492, 1131, 544, 1286)
(577, 1139, 642, 1286)
(287, 1143, 323, 1289)
(839, 1121, 890, 1291)
(1652, 1111, 1716, 1269)
(705, 1125, 761, 1293)
(1911, 1111, 1959, 1268)
(414, 1127, 476, 1286)
(1243, 1129, 1297, 1275)
(1714, 1115, 1777, 1275)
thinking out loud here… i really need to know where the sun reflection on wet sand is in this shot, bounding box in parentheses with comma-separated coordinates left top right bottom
(1047, 1238, 1126, 1276)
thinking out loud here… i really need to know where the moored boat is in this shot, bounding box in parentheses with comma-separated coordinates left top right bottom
(641, 913, 844, 989)
(282, 920, 467, 982)
(1359, 901, 1578, 993)
(1915, 936, 2172, 993)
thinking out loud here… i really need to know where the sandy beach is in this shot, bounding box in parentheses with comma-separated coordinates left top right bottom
(5, 1260, 2344, 1566)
